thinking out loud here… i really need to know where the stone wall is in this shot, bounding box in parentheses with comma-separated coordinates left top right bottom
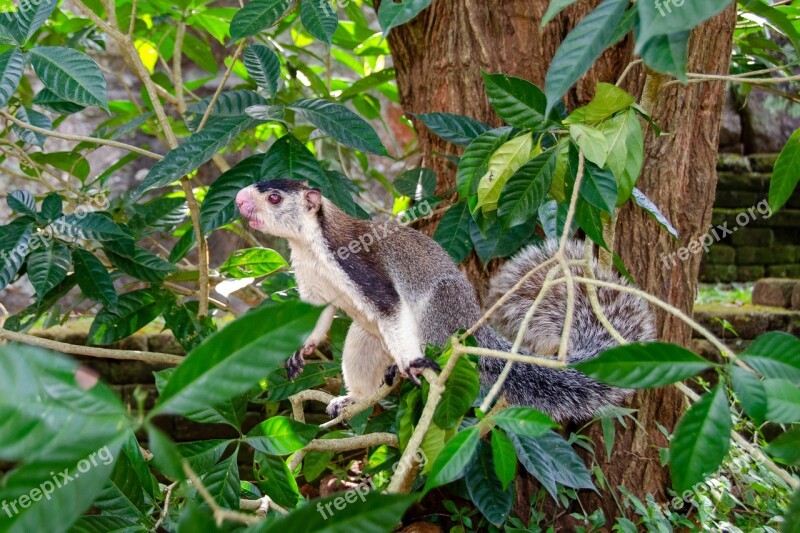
(700, 154, 800, 283)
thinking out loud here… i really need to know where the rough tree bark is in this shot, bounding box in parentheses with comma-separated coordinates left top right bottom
(379, 0, 737, 525)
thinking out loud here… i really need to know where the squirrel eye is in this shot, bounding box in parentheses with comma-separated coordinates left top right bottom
(267, 193, 282, 205)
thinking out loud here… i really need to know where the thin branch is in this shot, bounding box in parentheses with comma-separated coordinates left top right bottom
(151, 480, 178, 531)
(0, 110, 163, 160)
(196, 41, 247, 132)
(0, 327, 184, 365)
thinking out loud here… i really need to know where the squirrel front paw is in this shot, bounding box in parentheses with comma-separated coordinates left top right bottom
(385, 358, 441, 387)
(326, 396, 355, 418)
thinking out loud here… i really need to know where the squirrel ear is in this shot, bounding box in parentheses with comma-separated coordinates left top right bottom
(305, 189, 322, 212)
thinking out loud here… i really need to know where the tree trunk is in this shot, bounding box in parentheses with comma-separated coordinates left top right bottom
(380, 0, 736, 525)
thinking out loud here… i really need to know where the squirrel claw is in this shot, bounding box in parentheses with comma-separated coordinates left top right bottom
(285, 351, 305, 380)
(384, 364, 399, 386)
(326, 396, 355, 418)
(404, 358, 441, 387)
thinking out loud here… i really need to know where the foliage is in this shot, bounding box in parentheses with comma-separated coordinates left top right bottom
(0, 0, 799, 531)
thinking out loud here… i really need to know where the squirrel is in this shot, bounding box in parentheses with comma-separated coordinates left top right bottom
(235, 180, 654, 422)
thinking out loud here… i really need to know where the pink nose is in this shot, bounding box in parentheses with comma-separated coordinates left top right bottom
(235, 188, 250, 208)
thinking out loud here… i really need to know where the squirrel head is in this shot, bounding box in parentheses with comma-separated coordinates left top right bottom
(236, 179, 322, 240)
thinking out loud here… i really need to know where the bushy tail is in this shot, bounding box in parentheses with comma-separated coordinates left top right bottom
(474, 239, 655, 422)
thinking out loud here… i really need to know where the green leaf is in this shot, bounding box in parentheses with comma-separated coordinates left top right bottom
(456, 126, 513, 197)
(7, 190, 36, 217)
(339, 68, 396, 101)
(27, 242, 71, 298)
(147, 426, 186, 480)
(740, 332, 800, 384)
(246, 416, 318, 455)
(134, 116, 256, 198)
(416, 112, 492, 147)
(253, 493, 418, 533)
(575, 197, 607, 249)
(72, 248, 119, 308)
(432, 200, 473, 264)
(425, 426, 481, 491)
(219, 248, 288, 278)
(202, 450, 241, 509)
(765, 379, 800, 424)
(492, 407, 557, 437)
(230, 0, 294, 41)
(88, 289, 163, 345)
(288, 98, 388, 156)
(301, 0, 338, 46)
(377, 0, 432, 37)
(153, 301, 321, 416)
(470, 218, 537, 263)
(538, 198, 575, 240)
(434, 356, 480, 429)
(394, 168, 438, 200)
(740, 0, 800, 51)
(598, 109, 643, 205)
(30, 46, 108, 110)
(637, 31, 689, 83)
(770, 128, 800, 212)
(542, 0, 580, 26)
(51, 212, 131, 242)
(201, 153, 265, 234)
(41, 193, 63, 222)
(669, 385, 732, 493)
(185, 90, 267, 130)
(254, 452, 301, 508)
(767, 427, 800, 465)
(0, 219, 33, 291)
(580, 160, 617, 213)
(0, 48, 24, 108)
(243, 44, 281, 97)
(544, 0, 629, 114)
(569, 124, 609, 168)
(730, 367, 767, 424)
(0, 345, 127, 532)
(498, 149, 557, 228)
(69, 516, 143, 533)
(156, 367, 244, 428)
(465, 440, 513, 527)
(259, 133, 327, 186)
(490, 429, 517, 491)
(508, 430, 594, 500)
(566, 83, 635, 124)
(105, 245, 178, 282)
(93, 451, 149, 521)
(482, 72, 552, 130)
(32, 87, 86, 114)
(476, 132, 534, 214)
(574, 341, 712, 388)
(631, 187, 679, 240)
(176, 439, 232, 474)
(636, 0, 732, 48)
(13, 0, 58, 43)
(163, 301, 218, 352)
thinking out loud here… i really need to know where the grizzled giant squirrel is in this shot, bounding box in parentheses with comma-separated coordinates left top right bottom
(235, 180, 654, 421)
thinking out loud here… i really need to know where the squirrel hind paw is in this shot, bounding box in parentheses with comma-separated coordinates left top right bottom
(405, 358, 441, 387)
(326, 396, 355, 418)
(384, 364, 400, 386)
(285, 351, 305, 380)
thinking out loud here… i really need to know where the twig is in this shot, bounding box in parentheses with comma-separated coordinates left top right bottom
(196, 41, 246, 132)
(319, 382, 397, 429)
(151, 480, 178, 531)
(616, 59, 642, 87)
(387, 344, 460, 493)
(0, 110, 163, 160)
(0, 327, 184, 365)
